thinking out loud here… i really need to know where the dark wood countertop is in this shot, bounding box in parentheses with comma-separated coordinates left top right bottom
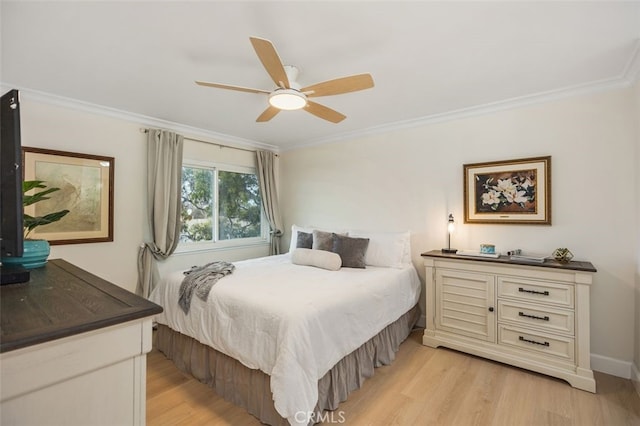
(421, 250, 597, 273)
(1, 259, 163, 353)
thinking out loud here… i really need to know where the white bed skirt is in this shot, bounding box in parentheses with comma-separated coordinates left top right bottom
(155, 304, 420, 425)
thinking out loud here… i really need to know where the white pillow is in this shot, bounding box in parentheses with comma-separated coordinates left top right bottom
(348, 230, 411, 268)
(291, 248, 342, 271)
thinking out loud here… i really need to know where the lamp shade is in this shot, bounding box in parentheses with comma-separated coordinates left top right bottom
(442, 213, 457, 253)
(447, 214, 455, 233)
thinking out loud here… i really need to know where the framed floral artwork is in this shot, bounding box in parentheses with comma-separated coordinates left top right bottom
(463, 156, 551, 225)
(22, 147, 114, 244)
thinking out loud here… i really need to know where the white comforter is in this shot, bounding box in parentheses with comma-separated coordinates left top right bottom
(149, 254, 421, 425)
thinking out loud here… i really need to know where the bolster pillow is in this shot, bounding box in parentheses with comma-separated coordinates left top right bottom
(291, 248, 342, 271)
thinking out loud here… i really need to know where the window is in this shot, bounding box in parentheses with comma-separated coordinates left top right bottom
(180, 162, 266, 249)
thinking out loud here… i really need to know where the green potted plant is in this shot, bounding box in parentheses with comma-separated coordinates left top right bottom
(2, 180, 70, 269)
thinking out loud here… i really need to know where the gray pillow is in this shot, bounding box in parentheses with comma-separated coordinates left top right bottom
(296, 231, 313, 249)
(312, 230, 334, 251)
(331, 233, 370, 268)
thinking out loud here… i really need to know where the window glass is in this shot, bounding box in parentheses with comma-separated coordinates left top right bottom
(181, 166, 214, 242)
(218, 170, 262, 240)
(180, 164, 265, 246)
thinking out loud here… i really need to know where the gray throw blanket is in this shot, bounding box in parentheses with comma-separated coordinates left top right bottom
(178, 261, 235, 314)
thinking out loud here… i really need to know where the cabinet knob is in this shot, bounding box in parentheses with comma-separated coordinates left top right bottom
(488, 307, 494, 312)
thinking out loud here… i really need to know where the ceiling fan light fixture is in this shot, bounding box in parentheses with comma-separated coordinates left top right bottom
(196, 38, 374, 122)
(268, 89, 307, 110)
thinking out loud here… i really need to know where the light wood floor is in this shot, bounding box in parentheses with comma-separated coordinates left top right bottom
(147, 329, 640, 425)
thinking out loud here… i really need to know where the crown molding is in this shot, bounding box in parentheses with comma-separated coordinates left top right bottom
(4, 37, 639, 155)
(0, 83, 280, 153)
(285, 39, 640, 151)
(296, 79, 631, 151)
(287, 75, 631, 151)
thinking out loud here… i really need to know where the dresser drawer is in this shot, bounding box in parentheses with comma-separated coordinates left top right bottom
(498, 276, 574, 308)
(498, 325, 575, 362)
(498, 300, 575, 335)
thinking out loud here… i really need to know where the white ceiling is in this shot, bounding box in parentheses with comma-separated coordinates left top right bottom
(2, 1, 639, 151)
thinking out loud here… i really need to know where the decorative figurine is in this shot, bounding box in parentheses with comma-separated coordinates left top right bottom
(553, 248, 574, 263)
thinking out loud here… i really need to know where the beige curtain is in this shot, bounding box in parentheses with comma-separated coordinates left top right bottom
(137, 129, 184, 297)
(256, 150, 284, 255)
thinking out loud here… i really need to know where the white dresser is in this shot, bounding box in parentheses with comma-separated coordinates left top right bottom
(0, 259, 163, 425)
(421, 250, 597, 392)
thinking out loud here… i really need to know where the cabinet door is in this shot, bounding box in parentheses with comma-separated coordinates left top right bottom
(435, 269, 495, 342)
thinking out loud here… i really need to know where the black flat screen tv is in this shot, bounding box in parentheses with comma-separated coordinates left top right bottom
(1, 89, 24, 259)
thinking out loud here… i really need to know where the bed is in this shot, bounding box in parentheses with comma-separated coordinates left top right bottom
(149, 227, 421, 425)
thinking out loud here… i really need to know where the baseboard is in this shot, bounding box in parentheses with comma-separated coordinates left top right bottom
(414, 339, 634, 382)
(632, 362, 640, 399)
(590, 353, 632, 379)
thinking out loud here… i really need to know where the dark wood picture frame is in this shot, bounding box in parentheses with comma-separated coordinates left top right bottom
(463, 156, 551, 225)
(22, 147, 114, 244)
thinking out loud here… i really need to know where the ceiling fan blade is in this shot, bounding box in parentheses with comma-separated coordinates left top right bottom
(256, 105, 280, 122)
(301, 73, 374, 97)
(195, 80, 270, 94)
(305, 101, 346, 123)
(249, 37, 290, 88)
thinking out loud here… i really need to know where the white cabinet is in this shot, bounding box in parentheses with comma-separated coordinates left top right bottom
(435, 268, 495, 342)
(0, 319, 153, 426)
(0, 260, 162, 425)
(422, 251, 596, 393)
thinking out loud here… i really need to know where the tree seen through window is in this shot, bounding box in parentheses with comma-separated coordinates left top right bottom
(180, 165, 262, 243)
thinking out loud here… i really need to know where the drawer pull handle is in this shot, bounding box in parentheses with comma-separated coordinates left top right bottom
(518, 287, 549, 296)
(519, 336, 550, 347)
(518, 312, 550, 321)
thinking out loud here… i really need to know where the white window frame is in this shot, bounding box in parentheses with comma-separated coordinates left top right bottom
(176, 159, 269, 254)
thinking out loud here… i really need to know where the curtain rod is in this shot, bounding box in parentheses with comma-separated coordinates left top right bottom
(140, 128, 267, 155)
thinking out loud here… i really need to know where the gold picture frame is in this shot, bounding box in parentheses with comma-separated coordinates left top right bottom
(463, 156, 551, 225)
(23, 147, 114, 244)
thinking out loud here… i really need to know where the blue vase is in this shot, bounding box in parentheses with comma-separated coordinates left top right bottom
(1, 240, 51, 269)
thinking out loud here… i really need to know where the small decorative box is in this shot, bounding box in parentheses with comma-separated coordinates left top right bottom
(480, 244, 495, 254)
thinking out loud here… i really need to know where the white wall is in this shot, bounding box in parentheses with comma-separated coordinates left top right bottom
(20, 100, 145, 292)
(279, 86, 638, 374)
(18, 98, 268, 293)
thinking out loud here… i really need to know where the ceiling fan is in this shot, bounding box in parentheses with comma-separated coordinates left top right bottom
(195, 37, 374, 123)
